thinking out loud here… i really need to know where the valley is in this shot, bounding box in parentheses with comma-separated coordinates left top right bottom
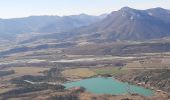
(0, 43, 170, 100)
(0, 6, 170, 100)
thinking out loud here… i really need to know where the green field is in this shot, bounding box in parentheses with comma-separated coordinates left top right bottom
(62, 67, 126, 79)
(94, 67, 124, 75)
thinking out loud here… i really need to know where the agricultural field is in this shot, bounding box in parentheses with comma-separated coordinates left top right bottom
(5, 67, 50, 76)
(62, 68, 96, 79)
(0, 84, 16, 94)
(93, 67, 125, 75)
(62, 67, 127, 79)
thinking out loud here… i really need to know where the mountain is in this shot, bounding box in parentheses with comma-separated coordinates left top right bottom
(67, 7, 170, 41)
(37, 14, 104, 33)
(1, 7, 170, 43)
(146, 7, 170, 23)
(0, 14, 103, 40)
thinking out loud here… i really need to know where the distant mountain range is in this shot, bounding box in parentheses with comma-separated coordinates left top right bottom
(1, 7, 170, 56)
(0, 7, 170, 42)
(0, 14, 104, 40)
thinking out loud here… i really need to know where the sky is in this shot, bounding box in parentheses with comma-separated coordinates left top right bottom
(0, 0, 170, 18)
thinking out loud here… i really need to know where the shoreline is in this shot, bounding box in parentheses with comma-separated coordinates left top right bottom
(63, 76, 155, 96)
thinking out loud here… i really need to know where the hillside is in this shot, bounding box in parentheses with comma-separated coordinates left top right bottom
(116, 69, 170, 92)
(20, 7, 170, 44)
(70, 7, 170, 41)
(0, 14, 103, 41)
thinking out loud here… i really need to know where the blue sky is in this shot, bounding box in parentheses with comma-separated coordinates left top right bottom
(0, 0, 170, 18)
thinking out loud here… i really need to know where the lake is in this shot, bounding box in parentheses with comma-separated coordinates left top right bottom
(64, 77, 154, 96)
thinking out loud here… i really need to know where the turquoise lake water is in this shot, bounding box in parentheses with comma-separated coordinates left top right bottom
(64, 77, 154, 96)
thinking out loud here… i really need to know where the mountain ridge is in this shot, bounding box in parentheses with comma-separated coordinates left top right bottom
(70, 7, 170, 41)
(1, 7, 170, 43)
(0, 14, 104, 41)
